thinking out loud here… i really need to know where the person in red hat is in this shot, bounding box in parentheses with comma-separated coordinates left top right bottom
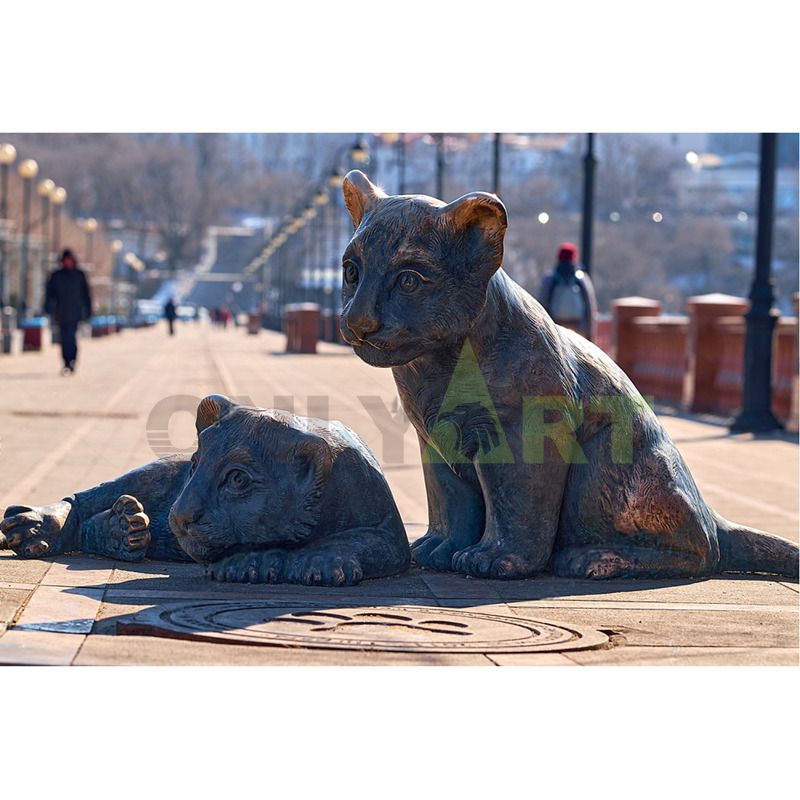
(537, 242, 597, 341)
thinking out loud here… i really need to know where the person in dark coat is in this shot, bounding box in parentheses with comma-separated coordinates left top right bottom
(537, 242, 598, 341)
(164, 297, 178, 336)
(44, 249, 92, 373)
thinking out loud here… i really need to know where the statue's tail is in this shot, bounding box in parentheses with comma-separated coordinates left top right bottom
(715, 513, 798, 578)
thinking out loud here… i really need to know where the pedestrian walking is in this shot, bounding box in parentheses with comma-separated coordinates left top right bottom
(164, 297, 178, 336)
(44, 249, 93, 374)
(537, 242, 597, 341)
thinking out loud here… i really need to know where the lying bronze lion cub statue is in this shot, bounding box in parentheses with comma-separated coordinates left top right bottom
(0, 395, 410, 586)
(339, 170, 798, 580)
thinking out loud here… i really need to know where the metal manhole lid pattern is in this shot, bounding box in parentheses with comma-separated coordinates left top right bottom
(118, 603, 608, 653)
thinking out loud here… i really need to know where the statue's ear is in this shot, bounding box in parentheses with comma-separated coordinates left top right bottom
(290, 434, 334, 540)
(438, 192, 508, 278)
(342, 170, 386, 228)
(196, 394, 235, 434)
(439, 191, 508, 241)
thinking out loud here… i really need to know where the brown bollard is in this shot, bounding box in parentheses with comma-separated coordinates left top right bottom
(684, 293, 749, 414)
(786, 293, 799, 433)
(284, 303, 320, 354)
(610, 297, 661, 377)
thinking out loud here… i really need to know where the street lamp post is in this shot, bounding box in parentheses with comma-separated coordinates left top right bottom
(301, 204, 316, 302)
(313, 187, 328, 305)
(434, 133, 445, 198)
(581, 133, 596, 275)
(325, 137, 370, 305)
(37, 178, 55, 244)
(18, 158, 39, 317)
(110, 239, 123, 314)
(493, 133, 502, 195)
(37, 178, 55, 307)
(0, 143, 16, 220)
(50, 186, 66, 253)
(328, 170, 345, 318)
(0, 143, 17, 306)
(730, 133, 782, 433)
(397, 134, 407, 194)
(83, 217, 98, 263)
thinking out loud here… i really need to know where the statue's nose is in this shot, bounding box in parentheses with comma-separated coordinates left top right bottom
(169, 504, 200, 534)
(345, 312, 381, 340)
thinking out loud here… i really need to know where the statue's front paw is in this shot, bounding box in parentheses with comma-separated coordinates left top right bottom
(0, 500, 76, 557)
(452, 542, 538, 579)
(411, 530, 461, 570)
(208, 550, 286, 583)
(284, 551, 364, 587)
(108, 496, 151, 559)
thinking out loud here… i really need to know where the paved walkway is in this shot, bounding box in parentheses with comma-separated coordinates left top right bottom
(0, 323, 797, 665)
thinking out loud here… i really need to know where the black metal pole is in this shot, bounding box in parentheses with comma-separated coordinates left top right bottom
(41, 195, 50, 296)
(314, 208, 323, 303)
(53, 205, 62, 253)
(581, 132, 596, 275)
(110, 250, 117, 314)
(0, 164, 8, 305)
(493, 132, 502, 195)
(279, 243, 287, 314)
(260, 259, 267, 311)
(328, 188, 338, 317)
(397, 134, 407, 194)
(20, 177, 32, 317)
(303, 219, 311, 303)
(0, 164, 8, 220)
(40, 195, 50, 251)
(435, 134, 445, 199)
(730, 133, 782, 433)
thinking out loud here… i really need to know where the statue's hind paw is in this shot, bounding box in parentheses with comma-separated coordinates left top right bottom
(1, 500, 76, 557)
(552, 548, 632, 579)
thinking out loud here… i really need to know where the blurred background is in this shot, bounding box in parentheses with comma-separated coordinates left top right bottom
(0, 132, 797, 326)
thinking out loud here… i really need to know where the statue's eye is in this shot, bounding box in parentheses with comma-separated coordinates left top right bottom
(343, 260, 359, 286)
(224, 468, 251, 491)
(397, 271, 421, 293)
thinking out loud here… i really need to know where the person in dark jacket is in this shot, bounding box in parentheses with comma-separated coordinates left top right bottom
(164, 297, 177, 336)
(537, 242, 598, 341)
(44, 249, 92, 373)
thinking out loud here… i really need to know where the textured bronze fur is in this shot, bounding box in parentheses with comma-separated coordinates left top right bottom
(339, 170, 798, 580)
(1, 395, 410, 586)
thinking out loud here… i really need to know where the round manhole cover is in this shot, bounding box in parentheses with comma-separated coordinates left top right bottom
(118, 603, 608, 653)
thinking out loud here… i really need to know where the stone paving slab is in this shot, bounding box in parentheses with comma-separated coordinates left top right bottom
(485, 653, 579, 666)
(509, 605, 798, 649)
(41, 560, 114, 587)
(564, 646, 800, 666)
(14, 585, 104, 634)
(0, 630, 87, 665)
(493, 575, 799, 605)
(73, 634, 496, 666)
(0, 557, 52, 585)
(0, 587, 31, 630)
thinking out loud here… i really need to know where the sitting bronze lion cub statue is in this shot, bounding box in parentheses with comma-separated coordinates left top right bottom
(0, 395, 410, 586)
(339, 170, 798, 580)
